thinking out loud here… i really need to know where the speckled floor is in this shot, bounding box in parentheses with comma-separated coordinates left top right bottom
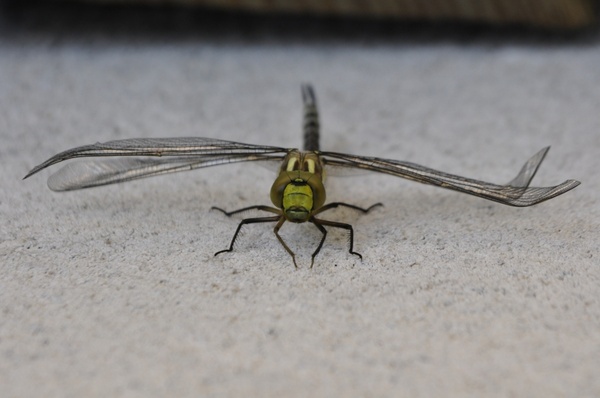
(1, 5, 598, 397)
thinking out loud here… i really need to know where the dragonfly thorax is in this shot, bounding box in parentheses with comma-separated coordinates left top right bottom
(270, 151, 326, 223)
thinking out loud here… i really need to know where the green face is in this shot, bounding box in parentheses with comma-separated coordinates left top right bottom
(282, 181, 313, 222)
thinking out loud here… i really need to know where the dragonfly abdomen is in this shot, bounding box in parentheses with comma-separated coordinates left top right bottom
(302, 84, 320, 151)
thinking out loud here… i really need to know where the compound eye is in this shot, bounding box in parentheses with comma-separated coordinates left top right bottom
(303, 159, 315, 174)
(286, 158, 299, 171)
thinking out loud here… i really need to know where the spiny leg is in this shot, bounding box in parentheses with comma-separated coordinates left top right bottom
(310, 220, 328, 269)
(211, 205, 281, 216)
(307, 202, 381, 265)
(214, 215, 281, 257)
(273, 217, 298, 268)
(312, 218, 363, 261)
(312, 202, 383, 216)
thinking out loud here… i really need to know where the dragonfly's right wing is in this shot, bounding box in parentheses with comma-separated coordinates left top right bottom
(321, 147, 580, 207)
(24, 137, 290, 191)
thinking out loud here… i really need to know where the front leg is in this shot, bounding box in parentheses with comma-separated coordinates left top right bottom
(312, 218, 363, 261)
(272, 217, 298, 268)
(211, 205, 281, 217)
(214, 215, 281, 257)
(312, 202, 383, 216)
(310, 220, 328, 269)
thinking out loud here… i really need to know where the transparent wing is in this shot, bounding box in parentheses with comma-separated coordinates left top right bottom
(24, 137, 289, 191)
(321, 147, 580, 207)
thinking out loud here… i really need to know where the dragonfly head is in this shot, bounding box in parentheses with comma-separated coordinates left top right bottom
(270, 151, 326, 223)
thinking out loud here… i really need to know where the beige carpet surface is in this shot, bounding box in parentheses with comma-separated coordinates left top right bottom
(1, 9, 599, 397)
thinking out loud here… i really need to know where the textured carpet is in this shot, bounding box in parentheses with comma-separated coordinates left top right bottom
(1, 7, 598, 397)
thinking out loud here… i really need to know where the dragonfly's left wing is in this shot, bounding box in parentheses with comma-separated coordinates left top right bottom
(321, 147, 580, 207)
(24, 137, 290, 191)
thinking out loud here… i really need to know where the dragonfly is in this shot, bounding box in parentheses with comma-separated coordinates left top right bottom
(24, 85, 580, 267)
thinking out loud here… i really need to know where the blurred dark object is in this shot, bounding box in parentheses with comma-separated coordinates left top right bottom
(47, 0, 598, 29)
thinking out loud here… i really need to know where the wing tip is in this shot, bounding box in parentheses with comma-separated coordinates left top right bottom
(23, 163, 47, 180)
(564, 179, 582, 190)
(511, 179, 581, 207)
(508, 146, 553, 188)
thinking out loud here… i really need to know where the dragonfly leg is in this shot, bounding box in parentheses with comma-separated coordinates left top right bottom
(310, 220, 328, 268)
(273, 217, 298, 268)
(312, 202, 383, 216)
(211, 205, 281, 217)
(215, 215, 281, 258)
(312, 218, 363, 261)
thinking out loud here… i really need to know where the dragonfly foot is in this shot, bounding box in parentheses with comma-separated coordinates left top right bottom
(366, 203, 384, 212)
(350, 251, 363, 261)
(211, 206, 229, 215)
(214, 248, 231, 257)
